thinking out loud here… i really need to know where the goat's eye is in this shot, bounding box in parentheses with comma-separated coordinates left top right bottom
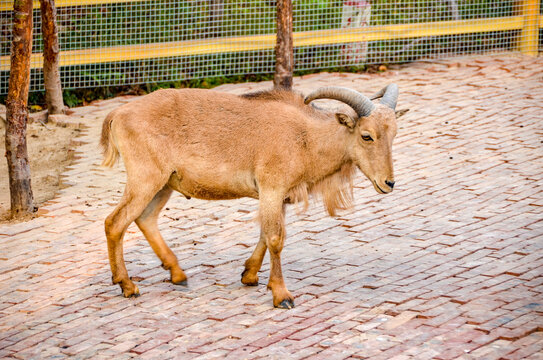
(361, 135, 373, 142)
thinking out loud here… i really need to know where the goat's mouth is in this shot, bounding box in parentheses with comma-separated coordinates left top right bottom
(373, 180, 392, 194)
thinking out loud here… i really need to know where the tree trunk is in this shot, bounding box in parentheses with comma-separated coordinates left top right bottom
(5, 0, 35, 217)
(40, 0, 65, 115)
(274, 0, 293, 90)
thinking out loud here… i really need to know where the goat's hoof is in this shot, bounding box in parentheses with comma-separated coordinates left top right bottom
(170, 267, 188, 285)
(122, 284, 140, 298)
(275, 299, 295, 309)
(241, 269, 259, 286)
(172, 279, 188, 286)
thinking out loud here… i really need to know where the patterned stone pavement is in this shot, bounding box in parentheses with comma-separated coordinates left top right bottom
(1, 53, 542, 359)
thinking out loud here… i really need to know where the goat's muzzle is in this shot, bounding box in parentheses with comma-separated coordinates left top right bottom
(373, 180, 394, 194)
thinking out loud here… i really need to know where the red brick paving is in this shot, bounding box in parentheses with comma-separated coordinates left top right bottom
(0, 53, 542, 359)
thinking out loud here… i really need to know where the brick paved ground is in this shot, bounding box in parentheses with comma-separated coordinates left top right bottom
(1, 53, 542, 359)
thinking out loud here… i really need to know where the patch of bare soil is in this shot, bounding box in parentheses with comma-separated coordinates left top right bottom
(0, 115, 80, 222)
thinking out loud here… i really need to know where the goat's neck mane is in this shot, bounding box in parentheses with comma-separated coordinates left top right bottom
(243, 89, 355, 216)
(286, 162, 355, 217)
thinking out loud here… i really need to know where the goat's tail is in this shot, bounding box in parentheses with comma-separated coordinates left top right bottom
(100, 112, 120, 168)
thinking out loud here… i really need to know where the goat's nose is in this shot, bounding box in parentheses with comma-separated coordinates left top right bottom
(385, 180, 395, 189)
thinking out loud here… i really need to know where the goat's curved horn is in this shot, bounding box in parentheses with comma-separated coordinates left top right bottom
(370, 83, 399, 110)
(304, 87, 375, 118)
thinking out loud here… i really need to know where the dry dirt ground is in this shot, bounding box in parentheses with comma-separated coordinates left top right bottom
(0, 111, 81, 222)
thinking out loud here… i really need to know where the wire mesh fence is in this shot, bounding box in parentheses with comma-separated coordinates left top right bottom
(0, 0, 541, 95)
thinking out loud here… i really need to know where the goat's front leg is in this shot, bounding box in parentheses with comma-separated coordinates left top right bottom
(259, 191, 294, 309)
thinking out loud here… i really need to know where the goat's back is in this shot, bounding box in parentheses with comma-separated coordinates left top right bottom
(108, 88, 315, 156)
(103, 88, 329, 191)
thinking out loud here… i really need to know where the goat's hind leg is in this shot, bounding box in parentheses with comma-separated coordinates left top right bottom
(106, 177, 168, 298)
(135, 186, 187, 285)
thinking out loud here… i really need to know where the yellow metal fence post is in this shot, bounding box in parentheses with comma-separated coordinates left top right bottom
(520, 0, 540, 56)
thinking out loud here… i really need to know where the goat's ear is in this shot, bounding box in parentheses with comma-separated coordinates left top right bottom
(336, 113, 355, 131)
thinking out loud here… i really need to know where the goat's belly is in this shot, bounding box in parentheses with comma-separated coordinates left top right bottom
(167, 170, 258, 200)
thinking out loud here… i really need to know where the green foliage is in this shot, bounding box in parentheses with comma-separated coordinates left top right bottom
(18, 66, 371, 108)
(62, 90, 81, 108)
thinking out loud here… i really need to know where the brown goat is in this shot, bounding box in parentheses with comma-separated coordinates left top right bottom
(101, 85, 399, 309)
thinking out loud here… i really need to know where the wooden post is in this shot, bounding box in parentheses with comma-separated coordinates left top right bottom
(5, 0, 35, 217)
(519, 0, 540, 56)
(40, 0, 65, 114)
(274, 0, 293, 90)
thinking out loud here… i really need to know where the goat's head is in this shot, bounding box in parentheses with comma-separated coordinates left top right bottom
(305, 85, 399, 194)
